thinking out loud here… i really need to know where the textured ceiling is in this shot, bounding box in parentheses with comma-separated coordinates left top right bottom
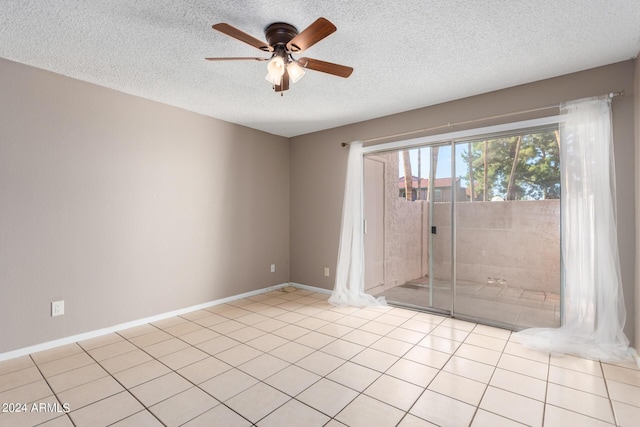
(1, 1, 640, 137)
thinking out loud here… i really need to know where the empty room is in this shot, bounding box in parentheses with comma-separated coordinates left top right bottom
(1, 2, 640, 426)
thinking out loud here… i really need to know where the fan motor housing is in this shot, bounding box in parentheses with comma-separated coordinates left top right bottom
(264, 22, 298, 48)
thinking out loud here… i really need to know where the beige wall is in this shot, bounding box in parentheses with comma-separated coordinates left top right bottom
(0, 58, 290, 353)
(291, 60, 637, 345)
(1, 57, 636, 354)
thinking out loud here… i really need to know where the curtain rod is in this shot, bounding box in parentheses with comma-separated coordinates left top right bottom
(341, 91, 624, 147)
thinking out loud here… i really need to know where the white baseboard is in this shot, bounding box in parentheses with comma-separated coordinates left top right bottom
(288, 282, 332, 294)
(4, 281, 635, 370)
(0, 282, 299, 363)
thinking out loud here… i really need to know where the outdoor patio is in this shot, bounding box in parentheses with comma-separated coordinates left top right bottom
(377, 277, 560, 330)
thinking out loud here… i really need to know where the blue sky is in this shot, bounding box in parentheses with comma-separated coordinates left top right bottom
(398, 145, 469, 180)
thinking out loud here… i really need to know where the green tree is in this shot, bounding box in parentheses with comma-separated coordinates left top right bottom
(462, 130, 560, 201)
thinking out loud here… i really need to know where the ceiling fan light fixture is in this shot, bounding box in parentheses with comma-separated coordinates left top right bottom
(266, 56, 285, 84)
(209, 18, 352, 93)
(265, 72, 281, 86)
(287, 60, 305, 83)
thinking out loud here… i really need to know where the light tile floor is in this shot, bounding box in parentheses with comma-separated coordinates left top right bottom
(1, 287, 639, 427)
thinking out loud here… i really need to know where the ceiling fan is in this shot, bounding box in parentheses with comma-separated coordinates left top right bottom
(206, 17, 353, 93)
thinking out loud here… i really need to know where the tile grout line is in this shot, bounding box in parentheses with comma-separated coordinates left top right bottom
(600, 360, 619, 427)
(8, 288, 637, 426)
(280, 304, 382, 423)
(113, 319, 258, 425)
(27, 353, 75, 427)
(115, 315, 265, 426)
(225, 290, 366, 424)
(542, 347, 550, 426)
(16, 298, 497, 425)
(78, 341, 168, 427)
(227, 296, 391, 423)
(461, 323, 500, 426)
(73, 323, 219, 424)
(131, 289, 359, 424)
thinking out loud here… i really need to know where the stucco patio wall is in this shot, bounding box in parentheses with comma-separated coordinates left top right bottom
(369, 151, 560, 294)
(431, 199, 560, 293)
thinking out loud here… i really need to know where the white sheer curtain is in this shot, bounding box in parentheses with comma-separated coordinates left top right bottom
(329, 141, 387, 307)
(515, 96, 630, 361)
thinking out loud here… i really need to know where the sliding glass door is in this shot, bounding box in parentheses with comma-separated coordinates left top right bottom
(453, 130, 561, 328)
(364, 143, 453, 314)
(364, 125, 561, 330)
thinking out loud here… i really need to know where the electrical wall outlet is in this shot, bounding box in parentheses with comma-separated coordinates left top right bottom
(51, 300, 64, 317)
(270, 264, 276, 273)
(324, 267, 330, 277)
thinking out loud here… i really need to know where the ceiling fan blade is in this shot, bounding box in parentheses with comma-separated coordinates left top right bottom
(286, 17, 336, 52)
(275, 70, 290, 92)
(205, 57, 268, 61)
(298, 57, 353, 78)
(212, 23, 273, 52)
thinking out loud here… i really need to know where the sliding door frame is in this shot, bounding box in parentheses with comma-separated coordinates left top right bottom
(362, 115, 563, 328)
(361, 115, 563, 155)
